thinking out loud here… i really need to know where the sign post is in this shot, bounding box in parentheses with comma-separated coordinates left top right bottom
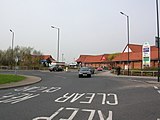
(15, 56, 18, 75)
(142, 42, 150, 68)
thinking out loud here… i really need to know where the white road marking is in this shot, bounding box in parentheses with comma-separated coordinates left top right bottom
(154, 86, 160, 94)
(97, 93, 106, 104)
(60, 108, 79, 120)
(70, 93, 85, 103)
(154, 86, 159, 90)
(98, 110, 112, 120)
(55, 93, 76, 103)
(33, 107, 113, 120)
(106, 93, 118, 105)
(33, 107, 64, 120)
(80, 93, 95, 104)
(55, 93, 118, 105)
(82, 109, 95, 120)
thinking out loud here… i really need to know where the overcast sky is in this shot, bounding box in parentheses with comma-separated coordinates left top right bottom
(0, 0, 157, 63)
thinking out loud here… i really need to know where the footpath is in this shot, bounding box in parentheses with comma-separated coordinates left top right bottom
(95, 70, 160, 84)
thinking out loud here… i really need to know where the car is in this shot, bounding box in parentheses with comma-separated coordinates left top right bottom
(78, 67, 91, 78)
(88, 67, 95, 74)
(49, 65, 63, 72)
(97, 67, 103, 71)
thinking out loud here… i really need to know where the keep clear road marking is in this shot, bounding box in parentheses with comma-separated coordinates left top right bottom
(33, 107, 113, 120)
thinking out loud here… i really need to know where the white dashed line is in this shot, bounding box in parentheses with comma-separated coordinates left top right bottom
(154, 86, 159, 90)
(154, 86, 160, 94)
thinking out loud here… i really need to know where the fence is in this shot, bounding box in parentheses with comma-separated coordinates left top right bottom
(112, 69, 158, 77)
(0, 66, 49, 70)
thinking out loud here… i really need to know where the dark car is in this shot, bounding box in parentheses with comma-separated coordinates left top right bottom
(79, 67, 91, 78)
(88, 67, 95, 74)
(49, 65, 63, 72)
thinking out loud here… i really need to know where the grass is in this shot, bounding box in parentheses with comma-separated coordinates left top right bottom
(0, 74, 26, 84)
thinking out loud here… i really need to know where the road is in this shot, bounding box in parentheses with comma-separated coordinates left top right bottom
(0, 70, 160, 120)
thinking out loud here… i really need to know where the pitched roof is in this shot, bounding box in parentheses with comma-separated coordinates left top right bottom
(113, 44, 159, 61)
(123, 44, 142, 53)
(76, 55, 89, 63)
(32, 55, 56, 61)
(113, 52, 142, 61)
(76, 54, 110, 63)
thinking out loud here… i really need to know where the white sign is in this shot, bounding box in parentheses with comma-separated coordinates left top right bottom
(142, 42, 150, 68)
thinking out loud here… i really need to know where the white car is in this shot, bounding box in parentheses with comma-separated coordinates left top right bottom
(79, 67, 91, 78)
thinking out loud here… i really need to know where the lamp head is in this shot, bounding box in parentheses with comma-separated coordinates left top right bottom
(51, 26, 55, 28)
(120, 12, 124, 15)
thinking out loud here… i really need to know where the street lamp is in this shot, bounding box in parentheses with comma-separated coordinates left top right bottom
(51, 26, 60, 62)
(120, 12, 130, 76)
(156, 0, 160, 82)
(10, 29, 14, 69)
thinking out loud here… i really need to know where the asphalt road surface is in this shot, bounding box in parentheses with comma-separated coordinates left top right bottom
(0, 70, 160, 120)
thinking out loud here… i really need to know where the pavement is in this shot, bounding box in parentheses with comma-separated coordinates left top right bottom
(0, 75, 41, 90)
(0, 70, 159, 90)
(96, 70, 160, 84)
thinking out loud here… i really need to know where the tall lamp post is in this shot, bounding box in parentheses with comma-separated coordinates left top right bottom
(120, 12, 130, 76)
(51, 26, 60, 62)
(10, 29, 14, 69)
(156, 0, 160, 82)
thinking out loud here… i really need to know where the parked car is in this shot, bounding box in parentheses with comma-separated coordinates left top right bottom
(79, 67, 91, 78)
(97, 67, 103, 71)
(88, 67, 95, 74)
(49, 65, 63, 72)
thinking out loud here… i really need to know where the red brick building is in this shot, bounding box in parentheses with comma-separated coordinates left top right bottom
(76, 44, 159, 69)
(112, 44, 158, 69)
(76, 54, 112, 68)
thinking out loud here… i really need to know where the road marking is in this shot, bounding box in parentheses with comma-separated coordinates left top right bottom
(154, 86, 159, 90)
(80, 93, 95, 104)
(60, 108, 79, 120)
(98, 110, 112, 120)
(55, 93, 118, 105)
(0, 86, 61, 105)
(33, 107, 64, 120)
(106, 93, 118, 105)
(154, 86, 160, 94)
(82, 109, 95, 120)
(32, 107, 113, 120)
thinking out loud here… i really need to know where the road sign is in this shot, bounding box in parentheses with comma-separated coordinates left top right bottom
(142, 42, 150, 68)
(155, 36, 160, 48)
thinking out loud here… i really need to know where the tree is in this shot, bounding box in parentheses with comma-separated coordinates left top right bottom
(108, 53, 119, 61)
(0, 46, 42, 69)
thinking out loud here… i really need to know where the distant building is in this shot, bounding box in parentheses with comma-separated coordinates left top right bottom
(112, 44, 158, 69)
(76, 43, 159, 70)
(76, 54, 112, 68)
(32, 55, 56, 67)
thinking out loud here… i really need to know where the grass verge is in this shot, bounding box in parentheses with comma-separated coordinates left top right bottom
(0, 74, 26, 84)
